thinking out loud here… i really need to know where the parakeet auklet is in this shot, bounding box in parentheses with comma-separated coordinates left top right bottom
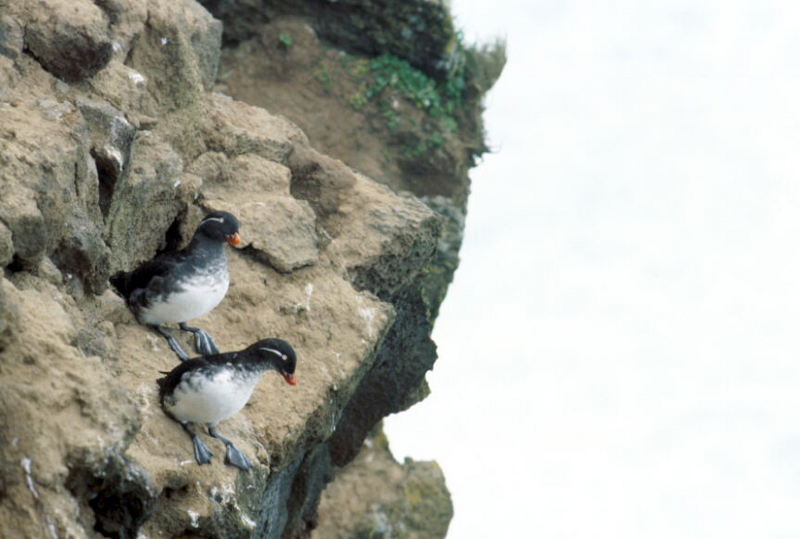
(110, 211, 242, 361)
(157, 338, 298, 470)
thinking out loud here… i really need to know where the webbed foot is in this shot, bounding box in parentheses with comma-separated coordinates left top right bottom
(180, 323, 220, 355)
(181, 421, 213, 465)
(209, 426, 251, 471)
(154, 325, 190, 361)
(192, 436, 214, 465)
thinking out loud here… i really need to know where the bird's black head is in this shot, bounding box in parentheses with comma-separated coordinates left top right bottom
(246, 338, 298, 386)
(196, 211, 242, 246)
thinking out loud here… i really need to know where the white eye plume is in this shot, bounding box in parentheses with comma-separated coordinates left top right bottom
(201, 216, 225, 224)
(260, 347, 288, 361)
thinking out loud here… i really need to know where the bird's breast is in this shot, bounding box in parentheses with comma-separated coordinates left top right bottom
(139, 266, 229, 325)
(165, 368, 260, 424)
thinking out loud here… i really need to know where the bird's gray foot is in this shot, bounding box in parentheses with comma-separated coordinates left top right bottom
(224, 444, 251, 471)
(154, 325, 190, 361)
(180, 323, 220, 355)
(182, 422, 213, 465)
(209, 426, 251, 471)
(192, 436, 214, 465)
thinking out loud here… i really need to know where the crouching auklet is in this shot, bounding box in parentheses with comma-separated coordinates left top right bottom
(157, 338, 298, 470)
(110, 211, 242, 361)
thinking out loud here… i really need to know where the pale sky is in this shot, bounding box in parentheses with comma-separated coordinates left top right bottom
(385, 2, 800, 537)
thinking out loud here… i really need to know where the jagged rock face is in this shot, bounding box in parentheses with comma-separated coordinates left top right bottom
(214, 15, 473, 206)
(0, 0, 464, 537)
(317, 427, 453, 538)
(212, 13, 476, 468)
(18, 0, 114, 82)
(199, 0, 458, 81)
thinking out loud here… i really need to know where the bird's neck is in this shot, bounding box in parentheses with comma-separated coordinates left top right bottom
(187, 234, 225, 259)
(229, 352, 279, 375)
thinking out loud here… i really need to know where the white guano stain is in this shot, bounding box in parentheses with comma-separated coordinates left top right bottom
(21, 457, 38, 498)
(357, 295, 377, 339)
(103, 145, 124, 171)
(241, 514, 256, 529)
(302, 283, 314, 311)
(128, 71, 146, 85)
(21, 458, 59, 538)
(187, 509, 199, 528)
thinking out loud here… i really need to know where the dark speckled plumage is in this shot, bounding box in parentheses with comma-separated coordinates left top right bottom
(157, 338, 298, 470)
(110, 211, 241, 360)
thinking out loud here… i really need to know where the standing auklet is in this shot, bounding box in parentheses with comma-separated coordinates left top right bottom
(157, 338, 298, 470)
(110, 211, 242, 361)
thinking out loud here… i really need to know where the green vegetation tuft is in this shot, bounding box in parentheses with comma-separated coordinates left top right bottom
(359, 54, 465, 120)
(278, 33, 293, 49)
(315, 67, 333, 93)
(343, 53, 467, 156)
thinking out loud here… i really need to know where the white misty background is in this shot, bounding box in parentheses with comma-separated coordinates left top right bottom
(385, 1, 800, 538)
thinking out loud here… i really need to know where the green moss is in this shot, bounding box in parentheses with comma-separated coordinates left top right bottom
(361, 54, 465, 119)
(380, 105, 400, 130)
(349, 92, 368, 110)
(344, 53, 467, 158)
(315, 67, 333, 93)
(278, 32, 293, 49)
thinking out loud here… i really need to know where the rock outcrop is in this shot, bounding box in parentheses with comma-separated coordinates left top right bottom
(316, 426, 453, 538)
(0, 0, 503, 537)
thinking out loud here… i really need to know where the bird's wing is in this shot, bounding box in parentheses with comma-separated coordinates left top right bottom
(157, 357, 211, 401)
(115, 249, 191, 306)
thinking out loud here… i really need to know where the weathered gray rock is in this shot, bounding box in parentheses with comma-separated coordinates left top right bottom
(228, 153, 292, 194)
(78, 99, 135, 147)
(104, 131, 187, 271)
(204, 195, 320, 273)
(186, 150, 230, 184)
(202, 92, 308, 162)
(66, 452, 157, 537)
(0, 0, 497, 536)
(289, 145, 356, 223)
(51, 210, 113, 296)
(125, 0, 222, 112)
(0, 105, 82, 268)
(0, 188, 46, 270)
(317, 427, 453, 538)
(420, 194, 466, 321)
(327, 180, 443, 465)
(0, 278, 19, 350)
(0, 222, 12, 268)
(0, 14, 23, 59)
(200, 0, 460, 80)
(0, 100, 119, 285)
(190, 151, 292, 195)
(77, 99, 137, 217)
(21, 0, 113, 82)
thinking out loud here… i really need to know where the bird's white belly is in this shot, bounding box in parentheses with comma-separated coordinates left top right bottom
(167, 369, 259, 425)
(141, 274, 229, 325)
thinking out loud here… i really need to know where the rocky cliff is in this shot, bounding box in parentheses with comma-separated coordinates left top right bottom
(0, 0, 503, 537)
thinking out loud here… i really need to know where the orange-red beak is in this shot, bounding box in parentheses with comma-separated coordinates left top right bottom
(226, 232, 242, 246)
(283, 373, 298, 386)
